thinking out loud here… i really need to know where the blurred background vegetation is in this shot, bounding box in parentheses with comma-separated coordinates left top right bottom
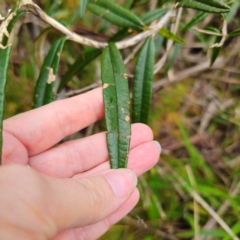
(1, 0, 240, 239)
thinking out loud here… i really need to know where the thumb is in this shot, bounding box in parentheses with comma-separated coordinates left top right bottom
(52, 168, 138, 231)
(0, 165, 137, 239)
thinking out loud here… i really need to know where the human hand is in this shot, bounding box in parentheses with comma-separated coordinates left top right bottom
(0, 88, 161, 240)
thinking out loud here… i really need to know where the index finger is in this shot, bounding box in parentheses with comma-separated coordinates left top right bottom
(3, 88, 104, 156)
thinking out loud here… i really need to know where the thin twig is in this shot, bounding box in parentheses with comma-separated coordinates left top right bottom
(154, 8, 182, 74)
(153, 57, 226, 91)
(58, 83, 100, 97)
(199, 98, 234, 134)
(124, 40, 145, 64)
(192, 27, 222, 37)
(210, 20, 228, 48)
(0, 10, 16, 48)
(149, 0, 158, 11)
(124, 215, 180, 240)
(22, 1, 173, 49)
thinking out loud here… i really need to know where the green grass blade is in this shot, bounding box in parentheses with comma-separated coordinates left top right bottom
(33, 37, 66, 108)
(178, 122, 214, 180)
(101, 43, 131, 168)
(0, 46, 12, 164)
(177, 0, 230, 13)
(87, 0, 144, 30)
(79, 0, 89, 18)
(132, 37, 155, 124)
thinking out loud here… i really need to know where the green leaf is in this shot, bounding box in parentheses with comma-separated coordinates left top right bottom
(79, 0, 89, 18)
(166, 43, 181, 74)
(226, 1, 240, 23)
(210, 36, 222, 66)
(183, 12, 209, 31)
(197, 0, 230, 9)
(101, 43, 131, 168)
(58, 48, 102, 92)
(158, 28, 186, 44)
(124, 0, 133, 9)
(177, 0, 231, 13)
(2, 10, 27, 46)
(132, 37, 155, 124)
(87, 0, 144, 30)
(0, 46, 12, 164)
(57, 29, 131, 92)
(140, 8, 167, 25)
(33, 37, 66, 108)
(57, 9, 169, 92)
(228, 28, 240, 37)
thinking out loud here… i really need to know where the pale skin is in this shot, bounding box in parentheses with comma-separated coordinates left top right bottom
(0, 88, 160, 240)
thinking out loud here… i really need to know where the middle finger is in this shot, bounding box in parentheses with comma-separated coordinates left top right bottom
(29, 123, 153, 178)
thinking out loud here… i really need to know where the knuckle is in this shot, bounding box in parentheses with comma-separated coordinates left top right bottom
(76, 177, 112, 215)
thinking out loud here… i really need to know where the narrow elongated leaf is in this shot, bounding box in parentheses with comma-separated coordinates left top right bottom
(197, 0, 230, 9)
(159, 28, 186, 44)
(140, 8, 167, 25)
(2, 10, 27, 46)
(34, 27, 52, 68)
(33, 37, 66, 108)
(132, 37, 155, 124)
(57, 9, 169, 92)
(124, 0, 133, 9)
(87, 0, 144, 30)
(57, 29, 130, 92)
(166, 43, 181, 74)
(177, 0, 230, 13)
(183, 12, 209, 31)
(101, 43, 131, 168)
(228, 29, 240, 37)
(58, 48, 102, 92)
(79, 0, 89, 18)
(0, 46, 12, 164)
(210, 36, 222, 66)
(226, 1, 240, 23)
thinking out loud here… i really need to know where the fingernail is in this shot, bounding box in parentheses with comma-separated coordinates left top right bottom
(153, 141, 162, 153)
(105, 169, 137, 198)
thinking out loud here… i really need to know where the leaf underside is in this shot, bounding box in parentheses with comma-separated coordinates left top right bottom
(101, 43, 131, 169)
